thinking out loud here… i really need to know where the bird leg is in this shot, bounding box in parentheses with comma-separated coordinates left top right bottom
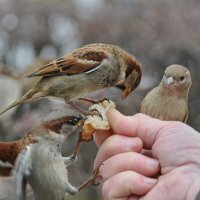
(88, 108, 103, 120)
(78, 97, 110, 104)
(77, 163, 103, 191)
(62, 155, 76, 167)
(69, 102, 88, 116)
(69, 102, 102, 119)
(78, 98, 98, 104)
(71, 131, 93, 159)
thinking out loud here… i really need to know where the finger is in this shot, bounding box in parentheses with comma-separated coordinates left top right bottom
(93, 130, 113, 147)
(128, 196, 140, 200)
(94, 135, 143, 167)
(99, 152, 160, 180)
(107, 109, 170, 149)
(102, 171, 157, 200)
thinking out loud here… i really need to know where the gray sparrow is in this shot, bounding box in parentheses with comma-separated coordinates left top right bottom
(140, 64, 191, 122)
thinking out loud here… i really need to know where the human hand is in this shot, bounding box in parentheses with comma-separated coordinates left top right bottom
(94, 109, 200, 200)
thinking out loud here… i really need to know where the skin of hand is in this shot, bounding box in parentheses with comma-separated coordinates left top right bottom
(0, 43, 142, 115)
(94, 109, 200, 200)
(140, 64, 191, 122)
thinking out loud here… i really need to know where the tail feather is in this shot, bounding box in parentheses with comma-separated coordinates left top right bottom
(0, 89, 43, 115)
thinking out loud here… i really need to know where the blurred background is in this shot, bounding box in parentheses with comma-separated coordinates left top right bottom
(0, 0, 200, 199)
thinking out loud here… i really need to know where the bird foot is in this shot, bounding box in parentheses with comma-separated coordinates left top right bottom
(78, 98, 98, 104)
(77, 163, 103, 191)
(87, 108, 103, 120)
(78, 97, 110, 105)
(63, 155, 76, 167)
(90, 163, 103, 187)
(72, 132, 93, 159)
(69, 102, 103, 119)
(98, 98, 110, 104)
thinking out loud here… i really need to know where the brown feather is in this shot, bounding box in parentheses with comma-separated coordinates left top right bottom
(0, 141, 20, 165)
(26, 47, 108, 78)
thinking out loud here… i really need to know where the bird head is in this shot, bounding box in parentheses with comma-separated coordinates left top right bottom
(42, 109, 86, 134)
(162, 64, 192, 92)
(118, 57, 142, 99)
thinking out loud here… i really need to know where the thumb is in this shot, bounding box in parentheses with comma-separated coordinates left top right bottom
(107, 109, 169, 149)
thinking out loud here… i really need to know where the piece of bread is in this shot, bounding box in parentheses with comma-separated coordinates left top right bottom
(82, 100, 116, 140)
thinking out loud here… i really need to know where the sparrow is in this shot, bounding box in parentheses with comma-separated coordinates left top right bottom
(0, 43, 142, 115)
(0, 109, 84, 167)
(0, 109, 101, 200)
(140, 64, 191, 122)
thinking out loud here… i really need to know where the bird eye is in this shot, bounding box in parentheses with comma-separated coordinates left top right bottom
(66, 117, 81, 126)
(180, 76, 185, 81)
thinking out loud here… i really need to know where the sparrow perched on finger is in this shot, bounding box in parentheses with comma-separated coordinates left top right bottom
(0, 43, 142, 115)
(140, 64, 191, 122)
(0, 109, 101, 200)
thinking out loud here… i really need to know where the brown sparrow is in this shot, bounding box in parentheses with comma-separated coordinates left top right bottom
(0, 109, 84, 167)
(140, 64, 191, 122)
(0, 109, 101, 200)
(0, 43, 142, 115)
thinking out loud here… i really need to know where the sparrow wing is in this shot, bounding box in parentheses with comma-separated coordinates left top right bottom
(26, 48, 108, 78)
(13, 145, 32, 200)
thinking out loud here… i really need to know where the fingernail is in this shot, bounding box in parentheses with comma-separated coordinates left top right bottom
(147, 158, 159, 168)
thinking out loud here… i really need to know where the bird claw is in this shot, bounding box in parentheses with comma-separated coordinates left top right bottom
(90, 163, 103, 187)
(88, 109, 103, 120)
(77, 163, 103, 191)
(91, 175, 103, 186)
(78, 98, 98, 104)
(99, 98, 110, 104)
(69, 154, 76, 161)
(78, 97, 110, 105)
(63, 155, 77, 167)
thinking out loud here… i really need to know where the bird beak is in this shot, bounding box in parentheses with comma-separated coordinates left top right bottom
(166, 76, 174, 86)
(76, 118, 86, 127)
(120, 87, 132, 99)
